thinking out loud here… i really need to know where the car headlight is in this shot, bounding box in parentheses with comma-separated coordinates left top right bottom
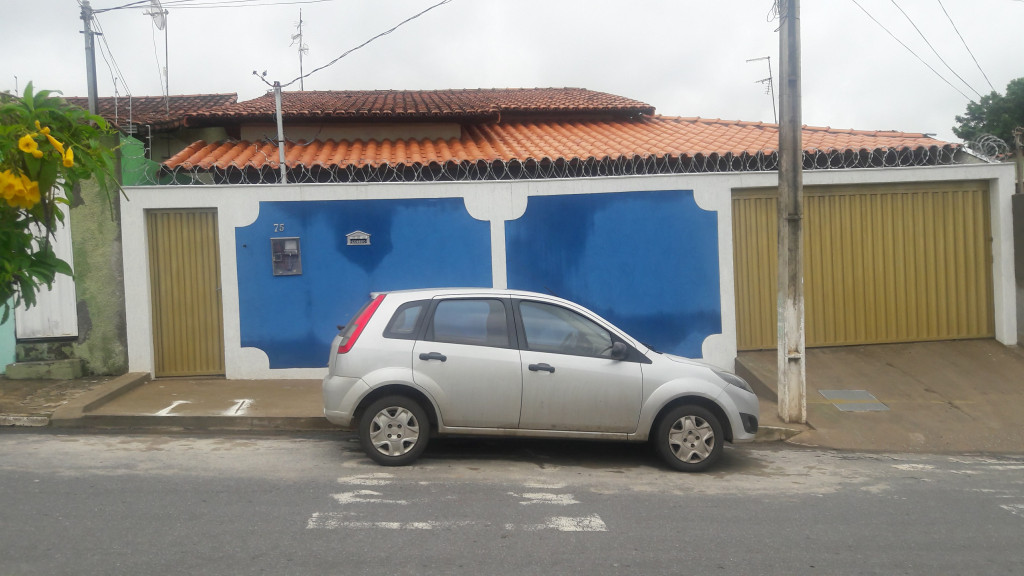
(712, 368, 754, 395)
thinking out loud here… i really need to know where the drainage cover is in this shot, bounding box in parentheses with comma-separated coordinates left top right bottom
(819, 390, 889, 412)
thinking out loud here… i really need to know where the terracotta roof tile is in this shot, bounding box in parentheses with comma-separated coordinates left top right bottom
(64, 93, 237, 131)
(183, 88, 654, 127)
(164, 116, 952, 172)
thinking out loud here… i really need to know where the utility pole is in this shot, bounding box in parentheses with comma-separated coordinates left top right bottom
(274, 81, 287, 184)
(777, 0, 806, 424)
(81, 0, 100, 115)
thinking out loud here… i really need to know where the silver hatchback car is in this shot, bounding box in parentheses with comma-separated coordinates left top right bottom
(323, 288, 759, 472)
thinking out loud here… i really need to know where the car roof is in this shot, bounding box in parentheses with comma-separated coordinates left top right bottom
(372, 287, 556, 299)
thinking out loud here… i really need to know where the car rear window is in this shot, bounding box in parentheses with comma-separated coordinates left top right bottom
(384, 300, 428, 340)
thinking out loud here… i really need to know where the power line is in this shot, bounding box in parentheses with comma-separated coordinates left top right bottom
(849, 0, 972, 101)
(159, 0, 335, 9)
(279, 0, 452, 88)
(936, 0, 996, 93)
(888, 0, 982, 99)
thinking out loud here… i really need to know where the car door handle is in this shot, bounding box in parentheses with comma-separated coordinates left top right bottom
(419, 352, 447, 362)
(528, 363, 555, 373)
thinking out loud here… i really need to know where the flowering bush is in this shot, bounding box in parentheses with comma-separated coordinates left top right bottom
(0, 83, 119, 322)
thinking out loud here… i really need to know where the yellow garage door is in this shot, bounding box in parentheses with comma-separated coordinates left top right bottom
(147, 209, 225, 376)
(734, 181, 994, 350)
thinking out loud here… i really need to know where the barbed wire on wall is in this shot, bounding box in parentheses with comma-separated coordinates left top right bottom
(121, 141, 963, 186)
(962, 134, 1010, 162)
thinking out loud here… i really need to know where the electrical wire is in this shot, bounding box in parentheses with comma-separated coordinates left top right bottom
(888, 0, 982, 99)
(849, 0, 972, 101)
(158, 0, 335, 8)
(936, 0, 996, 93)
(280, 0, 451, 88)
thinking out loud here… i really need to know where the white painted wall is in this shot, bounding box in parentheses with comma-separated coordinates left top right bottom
(120, 163, 1017, 379)
(15, 209, 78, 339)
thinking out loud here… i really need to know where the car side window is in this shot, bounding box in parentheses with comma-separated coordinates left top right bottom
(429, 299, 510, 348)
(519, 301, 613, 358)
(383, 300, 428, 340)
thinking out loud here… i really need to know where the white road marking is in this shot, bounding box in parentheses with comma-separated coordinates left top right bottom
(306, 513, 475, 530)
(509, 492, 580, 506)
(1000, 504, 1024, 517)
(337, 473, 395, 486)
(224, 399, 254, 415)
(892, 464, 935, 471)
(154, 400, 191, 416)
(332, 490, 408, 505)
(306, 512, 606, 532)
(507, 515, 608, 532)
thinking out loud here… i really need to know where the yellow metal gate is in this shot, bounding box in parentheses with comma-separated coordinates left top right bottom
(733, 181, 994, 350)
(147, 209, 225, 376)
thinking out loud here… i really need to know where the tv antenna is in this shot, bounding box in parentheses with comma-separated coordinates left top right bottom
(290, 9, 310, 90)
(746, 56, 777, 124)
(145, 0, 169, 107)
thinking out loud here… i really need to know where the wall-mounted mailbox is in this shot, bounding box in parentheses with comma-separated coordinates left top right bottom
(346, 230, 371, 246)
(271, 237, 302, 276)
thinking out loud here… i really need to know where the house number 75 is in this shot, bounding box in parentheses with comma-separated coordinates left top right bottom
(273, 223, 285, 232)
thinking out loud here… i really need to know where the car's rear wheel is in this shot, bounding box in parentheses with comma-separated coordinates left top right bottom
(359, 396, 429, 466)
(654, 405, 723, 472)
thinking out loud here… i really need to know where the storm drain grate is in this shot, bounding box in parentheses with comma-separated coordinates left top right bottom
(819, 390, 889, 412)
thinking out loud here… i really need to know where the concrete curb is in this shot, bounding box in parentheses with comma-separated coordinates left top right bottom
(48, 372, 151, 427)
(0, 415, 50, 427)
(50, 414, 339, 431)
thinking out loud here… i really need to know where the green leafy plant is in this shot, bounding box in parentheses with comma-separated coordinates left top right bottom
(0, 83, 120, 322)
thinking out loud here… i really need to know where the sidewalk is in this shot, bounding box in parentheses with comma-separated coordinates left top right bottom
(3, 339, 1022, 454)
(737, 339, 1024, 453)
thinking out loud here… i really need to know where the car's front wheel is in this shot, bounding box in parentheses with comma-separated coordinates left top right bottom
(359, 396, 430, 466)
(654, 405, 723, 472)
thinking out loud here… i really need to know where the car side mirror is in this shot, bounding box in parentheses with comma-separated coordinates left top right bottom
(610, 341, 629, 361)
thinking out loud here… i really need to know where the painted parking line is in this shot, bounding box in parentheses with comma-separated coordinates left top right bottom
(154, 400, 191, 416)
(224, 399, 254, 416)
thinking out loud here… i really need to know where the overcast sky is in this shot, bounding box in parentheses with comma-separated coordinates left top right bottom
(2, 0, 1020, 142)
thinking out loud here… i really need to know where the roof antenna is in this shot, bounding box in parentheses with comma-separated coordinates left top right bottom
(145, 0, 169, 112)
(746, 56, 777, 124)
(290, 9, 309, 91)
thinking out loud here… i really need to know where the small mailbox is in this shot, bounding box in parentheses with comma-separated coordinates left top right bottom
(346, 230, 371, 246)
(271, 237, 302, 276)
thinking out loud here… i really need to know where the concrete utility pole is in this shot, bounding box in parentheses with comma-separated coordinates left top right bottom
(777, 0, 806, 424)
(274, 81, 287, 184)
(81, 0, 99, 115)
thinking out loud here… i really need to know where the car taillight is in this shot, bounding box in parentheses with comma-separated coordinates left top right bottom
(337, 294, 386, 354)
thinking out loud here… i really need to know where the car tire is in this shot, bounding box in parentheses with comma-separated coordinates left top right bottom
(654, 405, 723, 472)
(359, 396, 430, 466)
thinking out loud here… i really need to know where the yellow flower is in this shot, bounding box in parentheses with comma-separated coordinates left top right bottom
(45, 132, 66, 156)
(0, 170, 41, 209)
(63, 147, 75, 168)
(18, 133, 39, 154)
(19, 174, 40, 205)
(0, 170, 18, 201)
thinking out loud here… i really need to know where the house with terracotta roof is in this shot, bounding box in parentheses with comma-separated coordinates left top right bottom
(4, 93, 238, 378)
(113, 88, 1016, 380)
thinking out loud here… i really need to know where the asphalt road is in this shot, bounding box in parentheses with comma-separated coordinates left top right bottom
(1, 430, 1021, 576)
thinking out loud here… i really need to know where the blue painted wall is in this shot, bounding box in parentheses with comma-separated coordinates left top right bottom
(236, 199, 492, 368)
(505, 190, 721, 358)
